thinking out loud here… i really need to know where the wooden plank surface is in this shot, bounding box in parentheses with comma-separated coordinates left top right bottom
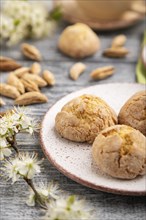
(0, 20, 146, 220)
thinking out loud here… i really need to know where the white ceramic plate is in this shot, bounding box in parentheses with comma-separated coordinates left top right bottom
(40, 83, 146, 196)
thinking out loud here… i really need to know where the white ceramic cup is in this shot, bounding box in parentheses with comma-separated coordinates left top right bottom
(76, 0, 134, 21)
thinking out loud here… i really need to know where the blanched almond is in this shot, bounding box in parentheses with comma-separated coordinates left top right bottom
(111, 35, 127, 48)
(0, 56, 21, 72)
(22, 73, 47, 87)
(70, 62, 86, 80)
(0, 83, 20, 99)
(7, 73, 25, 94)
(21, 43, 42, 61)
(20, 78, 39, 92)
(30, 62, 41, 75)
(43, 70, 56, 86)
(131, 1, 146, 14)
(103, 47, 129, 58)
(12, 67, 30, 78)
(90, 66, 115, 80)
(0, 98, 6, 106)
(15, 92, 48, 105)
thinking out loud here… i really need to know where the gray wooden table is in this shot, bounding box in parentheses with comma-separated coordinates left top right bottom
(1, 20, 146, 220)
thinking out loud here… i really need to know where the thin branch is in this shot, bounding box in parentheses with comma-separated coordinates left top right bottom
(24, 178, 47, 210)
(7, 135, 19, 154)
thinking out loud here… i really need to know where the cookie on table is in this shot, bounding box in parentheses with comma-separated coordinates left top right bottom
(55, 94, 117, 143)
(118, 91, 146, 136)
(58, 23, 100, 58)
(92, 125, 146, 179)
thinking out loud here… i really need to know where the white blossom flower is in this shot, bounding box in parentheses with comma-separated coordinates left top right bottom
(13, 107, 39, 134)
(0, 137, 12, 160)
(0, 0, 57, 46)
(44, 195, 93, 220)
(0, 14, 14, 39)
(0, 118, 9, 137)
(2, 157, 22, 183)
(38, 181, 60, 200)
(20, 116, 39, 135)
(13, 106, 32, 117)
(26, 181, 60, 207)
(0, 109, 27, 137)
(18, 152, 42, 179)
(0, 107, 39, 140)
(2, 152, 42, 183)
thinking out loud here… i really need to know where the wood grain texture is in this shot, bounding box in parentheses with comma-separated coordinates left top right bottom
(0, 19, 146, 220)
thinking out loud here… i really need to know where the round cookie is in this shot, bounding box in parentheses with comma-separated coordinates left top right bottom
(58, 23, 100, 58)
(55, 94, 117, 143)
(92, 125, 146, 179)
(118, 91, 146, 136)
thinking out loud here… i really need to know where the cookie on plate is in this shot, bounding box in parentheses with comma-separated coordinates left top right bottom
(92, 125, 146, 179)
(118, 91, 146, 136)
(55, 94, 117, 143)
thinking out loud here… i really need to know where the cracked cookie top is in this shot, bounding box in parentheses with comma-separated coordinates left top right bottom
(55, 94, 117, 143)
(92, 125, 146, 179)
(118, 91, 146, 136)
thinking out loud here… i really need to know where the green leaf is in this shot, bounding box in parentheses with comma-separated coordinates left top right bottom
(67, 195, 75, 207)
(50, 6, 62, 21)
(14, 19, 20, 26)
(136, 59, 146, 84)
(136, 32, 146, 84)
(143, 31, 146, 46)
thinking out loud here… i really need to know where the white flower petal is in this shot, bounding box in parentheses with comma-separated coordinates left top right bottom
(0, 152, 4, 160)
(26, 192, 36, 207)
(44, 195, 93, 220)
(2, 148, 12, 157)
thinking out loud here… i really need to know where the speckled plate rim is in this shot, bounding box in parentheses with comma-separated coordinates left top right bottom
(54, 0, 145, 30)
(40, 83, 146, 196)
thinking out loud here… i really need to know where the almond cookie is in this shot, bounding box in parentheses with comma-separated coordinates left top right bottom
(55, 94, 117, 143)
(92, 125, 146, 179)
(58, 23, 100, 58)
(118, 91, 146, 136)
